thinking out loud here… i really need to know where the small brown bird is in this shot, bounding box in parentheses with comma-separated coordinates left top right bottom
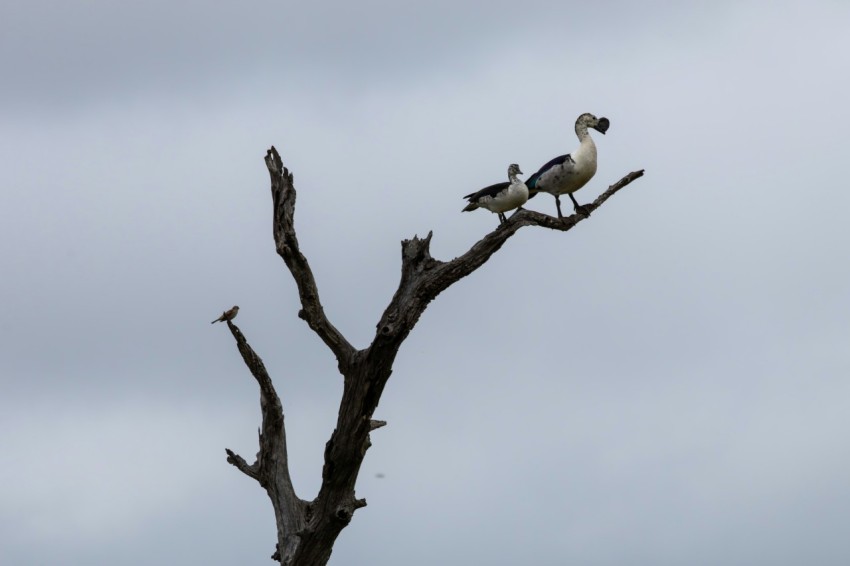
(211, 305, 239, 324)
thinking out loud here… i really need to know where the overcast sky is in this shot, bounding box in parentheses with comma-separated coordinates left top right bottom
(2, 1, 850, 564)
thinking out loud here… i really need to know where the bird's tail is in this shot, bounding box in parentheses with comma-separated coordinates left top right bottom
(462, 203, 478, 212)
(524, 174, 541, 199)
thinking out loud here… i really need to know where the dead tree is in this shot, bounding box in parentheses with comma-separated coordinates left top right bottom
(221, 146, 644, 565)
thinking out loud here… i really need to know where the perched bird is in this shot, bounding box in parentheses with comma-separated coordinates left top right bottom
(526, 113, 610, 218)
(462, 163, 529, 225)
(211, 305, 239, 324)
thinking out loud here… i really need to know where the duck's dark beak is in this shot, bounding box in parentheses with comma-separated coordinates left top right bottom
(595, 117, 610, 134)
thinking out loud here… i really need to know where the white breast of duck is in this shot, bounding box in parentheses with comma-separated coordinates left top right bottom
(530, 113, 609, 196)
(462, 163, 528, 214)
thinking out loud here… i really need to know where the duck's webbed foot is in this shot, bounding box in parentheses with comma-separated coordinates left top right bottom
(570, 194, 591, 217)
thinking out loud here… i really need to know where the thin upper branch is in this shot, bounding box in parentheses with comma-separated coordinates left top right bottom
(372, 169, 645, 351)
(265, 146, 357, 371)
(432, 169, 647, 291)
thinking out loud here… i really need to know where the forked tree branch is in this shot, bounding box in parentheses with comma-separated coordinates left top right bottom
(223, 146, 644, 565)
(369, 168, 646, 356)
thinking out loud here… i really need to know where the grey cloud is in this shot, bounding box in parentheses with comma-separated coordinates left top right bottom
(2, 1, 727, 110)
(3, 1, 850, 565)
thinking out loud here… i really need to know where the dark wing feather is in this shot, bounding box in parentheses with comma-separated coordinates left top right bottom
(463, 181, 510, 202)
(525, 154, 571, 191)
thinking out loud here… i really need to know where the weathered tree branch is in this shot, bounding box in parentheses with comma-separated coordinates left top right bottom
(224, 448, 259, 480)
(265, 148, 357, 373)
(223, 319, 306, 564)
(370, 168, 646, 356)
(222, 147, 644, 565)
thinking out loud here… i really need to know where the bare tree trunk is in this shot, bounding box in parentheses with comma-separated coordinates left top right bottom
(221, 146, 644, 565)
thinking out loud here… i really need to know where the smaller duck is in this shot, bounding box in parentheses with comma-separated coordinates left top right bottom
(462, 163, 528, 225)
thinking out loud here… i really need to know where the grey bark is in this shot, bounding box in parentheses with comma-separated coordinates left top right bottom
(222, 146, 644, 565)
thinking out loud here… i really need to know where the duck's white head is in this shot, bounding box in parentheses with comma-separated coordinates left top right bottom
(575, 113, 610, 135)
(507, 163, 523, 177)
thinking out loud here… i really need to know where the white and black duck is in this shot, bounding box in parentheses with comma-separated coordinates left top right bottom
(526, 113, 609, 218)
(462, 163, 528, 225)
